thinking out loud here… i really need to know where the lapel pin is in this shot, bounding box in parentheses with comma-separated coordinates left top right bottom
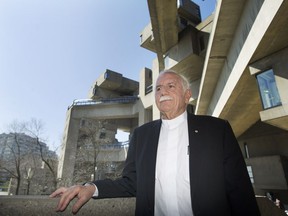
(194, 130, 199, 133)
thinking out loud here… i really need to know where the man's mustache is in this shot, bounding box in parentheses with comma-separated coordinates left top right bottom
(159, 96, 173, 102)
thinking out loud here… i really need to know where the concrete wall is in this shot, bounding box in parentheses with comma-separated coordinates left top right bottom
(250, 47, 288, 131)
(238, 125, 288, 158)
(0, 196, 286, 216)
(164, 27, 197, 69)
(0, 196, 135, 216)
(246, 155, 288, 190)
(209, 0, 265, 116)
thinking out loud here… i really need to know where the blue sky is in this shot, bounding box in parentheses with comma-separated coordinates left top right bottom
(0, 0, 215, 150)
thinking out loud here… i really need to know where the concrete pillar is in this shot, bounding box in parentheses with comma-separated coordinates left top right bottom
(57, 108, 80, 187)
(273, 48, 288, 106)
(152, 58, 161, 120)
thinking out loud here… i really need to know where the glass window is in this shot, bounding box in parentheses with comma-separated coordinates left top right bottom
(247, 166, 254, 184)
(99, 132, 106, 139)
(164, 54, 169, 69)
(256, 69, 282, 109)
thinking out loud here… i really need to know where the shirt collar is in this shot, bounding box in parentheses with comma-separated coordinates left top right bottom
(162, 111, 187, 129)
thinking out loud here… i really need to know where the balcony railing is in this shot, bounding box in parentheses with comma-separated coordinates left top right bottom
(69, 96, 138, 109)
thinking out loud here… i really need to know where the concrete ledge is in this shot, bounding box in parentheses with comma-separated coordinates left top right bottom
(0, 196, 287, 216)
(0, 196, 135, 216)
(256, 196, 287, 216)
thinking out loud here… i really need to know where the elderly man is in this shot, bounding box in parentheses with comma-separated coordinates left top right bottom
(50, 70, 260, 216)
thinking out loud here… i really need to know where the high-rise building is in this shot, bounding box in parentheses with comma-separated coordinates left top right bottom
(0, 133, 58, 195)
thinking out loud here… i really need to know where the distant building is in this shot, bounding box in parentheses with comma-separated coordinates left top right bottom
(0, 133, 58, 195)
(58, 0, 288, 204)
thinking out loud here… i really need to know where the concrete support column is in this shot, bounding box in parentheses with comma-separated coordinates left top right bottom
(273, 48, 288, 106)
(152, 58, 160, 120)
(138, 103, 146, 126)
(58, 108, 80, 186)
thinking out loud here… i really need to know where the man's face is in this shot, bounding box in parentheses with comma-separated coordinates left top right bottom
(155, 72, 191, 119)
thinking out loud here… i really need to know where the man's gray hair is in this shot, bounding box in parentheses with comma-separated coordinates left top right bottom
(159, 69, 191, 91)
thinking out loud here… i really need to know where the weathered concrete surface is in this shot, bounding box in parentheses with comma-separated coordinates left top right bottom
(0, 196, 287, 216)
(0, 196, 135, 216)
(256, 196, 287, 216)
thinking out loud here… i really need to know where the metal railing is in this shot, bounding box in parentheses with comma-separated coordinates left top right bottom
(68, 96, 138, 109)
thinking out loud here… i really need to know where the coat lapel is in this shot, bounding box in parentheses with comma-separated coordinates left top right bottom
(187, 114, 204, 206)
(145, 120, 162, 211)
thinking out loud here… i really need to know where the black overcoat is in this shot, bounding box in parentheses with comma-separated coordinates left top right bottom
(95, 113, 260, 216)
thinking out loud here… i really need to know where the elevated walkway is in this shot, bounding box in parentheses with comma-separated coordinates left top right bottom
(69, 96, 139, 120)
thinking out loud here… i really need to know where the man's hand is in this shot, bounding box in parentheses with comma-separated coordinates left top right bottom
(49, 184, 96, 214)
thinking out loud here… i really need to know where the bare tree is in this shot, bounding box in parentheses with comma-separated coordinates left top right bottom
(0, 119, 59, 195)
(76, 120, 102, 182)
(24, 166, 34, 195)
(24, 118, 58, 191)
(73, 119, 123, 183)
(0, 120, 25, 195)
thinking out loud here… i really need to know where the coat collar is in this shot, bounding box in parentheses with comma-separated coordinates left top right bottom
(187, 113, 205, 206)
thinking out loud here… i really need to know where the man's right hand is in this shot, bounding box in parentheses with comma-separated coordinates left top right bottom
(49, 184, 96, 214)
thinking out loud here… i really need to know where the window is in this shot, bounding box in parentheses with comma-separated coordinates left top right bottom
(199, 35, 205, 51)
(164, 54, 169, 69)
(256, 69, 282, 109)
(99, 132, 106, 139)
(104, 72, 109, 79)
(80, 119, 85, 127)
(247, 166, 254, 184)
(244, 142, 249, 159)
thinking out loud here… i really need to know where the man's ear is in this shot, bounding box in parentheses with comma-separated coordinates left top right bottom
(184, 89, 192, 104)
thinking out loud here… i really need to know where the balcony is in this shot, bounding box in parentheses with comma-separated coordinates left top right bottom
(140, 23, 155, 53)
(140, 0, 201, 55)
(260, 104, 288, 131)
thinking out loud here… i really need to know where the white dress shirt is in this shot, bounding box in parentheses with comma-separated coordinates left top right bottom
(155, 111, 193, 216)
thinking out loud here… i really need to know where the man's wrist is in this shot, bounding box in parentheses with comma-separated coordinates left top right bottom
(83, 182, 98, 197)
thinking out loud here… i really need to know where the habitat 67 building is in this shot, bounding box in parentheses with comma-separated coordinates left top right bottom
(58, 0, 288, 204)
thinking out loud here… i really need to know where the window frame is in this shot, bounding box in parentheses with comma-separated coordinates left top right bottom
(255, 68, 282, 110)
